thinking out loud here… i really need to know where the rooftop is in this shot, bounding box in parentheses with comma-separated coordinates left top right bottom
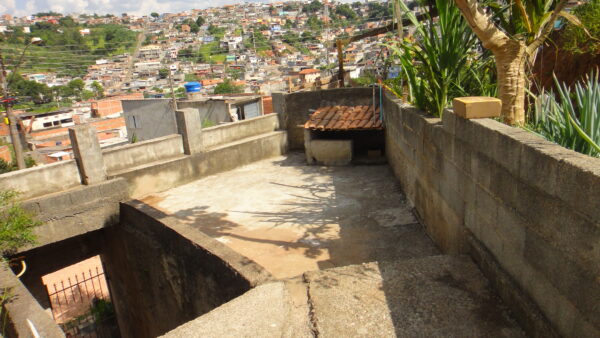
(141, 152, 438, 279)
(304, 105, 383, 131)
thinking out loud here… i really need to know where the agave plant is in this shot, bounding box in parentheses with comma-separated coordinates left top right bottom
(388, 0, 479, 117)
(527, 70, 600, 157)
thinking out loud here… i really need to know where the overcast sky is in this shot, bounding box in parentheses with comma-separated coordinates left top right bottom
(1, 0, 357, 18)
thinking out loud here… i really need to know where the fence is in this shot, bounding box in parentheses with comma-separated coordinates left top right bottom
(46, 266, 118, 337)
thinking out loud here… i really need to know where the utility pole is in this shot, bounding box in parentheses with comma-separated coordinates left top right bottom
(0, 53, 26, 169)
(168, 66, 178, 110)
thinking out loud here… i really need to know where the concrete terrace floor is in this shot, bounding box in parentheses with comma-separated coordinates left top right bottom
(144, 152, 525, 336)
(141, 152, 440, 279)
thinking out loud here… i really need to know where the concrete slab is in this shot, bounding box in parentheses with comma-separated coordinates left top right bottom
(142, 152, 439, 279)
(161, 281, 304, 338)
(305, 255, 525, 337)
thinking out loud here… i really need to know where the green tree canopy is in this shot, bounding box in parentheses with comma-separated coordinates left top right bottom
(214, 79, 244, 94)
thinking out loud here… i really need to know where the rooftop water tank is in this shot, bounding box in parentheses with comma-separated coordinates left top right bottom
(184, 82, 202, 93)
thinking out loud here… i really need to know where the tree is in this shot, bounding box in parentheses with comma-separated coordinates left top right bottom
(196, 16, 206, 27)
(304, 0, 324, 14)
(335, 4, 358, 20)
(214, 79, 244, 94)
(453, 0, 580, 124)
(151, 12, 159, 19)
(67, 79, 85, 100)
(91, 81, 104, 99)
(158, 68, 169, 79)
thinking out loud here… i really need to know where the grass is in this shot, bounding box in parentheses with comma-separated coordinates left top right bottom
(199, 42, 227, 63)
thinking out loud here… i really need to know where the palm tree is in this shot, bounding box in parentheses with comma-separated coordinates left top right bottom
(453, 0, 579, 125)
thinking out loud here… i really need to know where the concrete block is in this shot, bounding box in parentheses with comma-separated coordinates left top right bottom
(309, 139, 352, 166)
(554, 154, 600, 222)
(452, 97, 501, 119)
(176, 108, 203, 155)
(69, 124, 107, 185)
(303, 128, 314, 164)
(524, 229, 600, 328)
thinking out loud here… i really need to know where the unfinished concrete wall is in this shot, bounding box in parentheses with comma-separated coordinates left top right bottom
(272, 88, 374, 150)
(112, 130, 287, 198)
(103, 202, 273, 338)
(0, 160, 81, 200)
(102, 134, 184, 174)
(201, 113, 280, 149)
(122, 99, 177, 142)
(0, 263, 64, 338)
(19, 178, 129, 250)
(383, 93, 600, 337)
(177, 100, 231, 124)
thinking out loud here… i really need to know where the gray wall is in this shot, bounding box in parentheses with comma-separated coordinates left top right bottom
(123, 99, 177, 142)
(272, 87, 375, 150)
(0, 263, 64, 338)
(102, 134, 184, 174)
(383, 92, 600, 337)
(0, 160, 81, 200)
(177, 100, 231, 124)
(103, 202, 273, 338)
(202, 114, 280, 149)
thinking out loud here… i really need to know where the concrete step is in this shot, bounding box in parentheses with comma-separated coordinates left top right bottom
(304, 255, 525, 337)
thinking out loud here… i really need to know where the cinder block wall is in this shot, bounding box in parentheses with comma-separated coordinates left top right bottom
(383, 93, 600, 337)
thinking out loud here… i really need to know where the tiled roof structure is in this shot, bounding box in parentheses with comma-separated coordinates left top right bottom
(304, 105, 383, 131)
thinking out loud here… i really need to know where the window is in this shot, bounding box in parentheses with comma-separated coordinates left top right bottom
(53, 121, 60, 126)
(43, 122, 52, 128)
(60, 118, 73, 124)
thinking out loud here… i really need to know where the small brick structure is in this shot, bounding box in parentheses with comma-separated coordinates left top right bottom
(0, 145, 11, 163)
(303, 105, 384, 165)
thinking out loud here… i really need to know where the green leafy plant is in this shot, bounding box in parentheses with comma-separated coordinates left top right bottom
(0, 190, 40, 255)
(388, 0, 483, 117)
(561, 0, 600, 54)
(526, 70, 600, 157)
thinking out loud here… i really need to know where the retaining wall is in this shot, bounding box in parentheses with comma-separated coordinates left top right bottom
(383, 93, 600, 337)
(0, 262, 64, 338)
(0, 160, 81, 200)
(202, 113, 280, 149)
(102, 134, 184, 174)
(103, 202, 273, 338)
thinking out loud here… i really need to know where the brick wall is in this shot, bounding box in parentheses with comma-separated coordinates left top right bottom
(383, 93, 600, 337)
(0, 145, 11, 163)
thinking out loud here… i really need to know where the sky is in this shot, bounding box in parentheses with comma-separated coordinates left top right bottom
(0, 0, 290, 18)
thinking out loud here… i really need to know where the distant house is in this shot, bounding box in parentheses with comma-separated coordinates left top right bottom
(181, 24, 191, 33)
(79, 28, 90, 36)
(299, 68, 320, 84)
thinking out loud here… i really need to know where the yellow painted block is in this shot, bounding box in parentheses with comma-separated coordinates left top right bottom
(452, 97, 501, 119)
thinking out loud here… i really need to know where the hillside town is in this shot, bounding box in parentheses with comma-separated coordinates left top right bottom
(0, 0, 409, 166)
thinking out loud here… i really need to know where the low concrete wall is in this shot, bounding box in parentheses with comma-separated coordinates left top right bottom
(104, 202, 273, 338)
(112, 131, 287, 198)
(0, 160, 81, 200)
(0, 262, 64, 338)
(273, 88, 374, 150)
(383, 93, 600, 337)
(202, 114, 280, 149)
(20, 178, 129, 250)
(102, 134, 184, 174)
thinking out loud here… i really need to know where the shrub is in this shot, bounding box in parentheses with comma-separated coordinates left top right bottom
(0, 190, 40, 255)
(527, 70, 600, 157)
(387, 0, 495, 117)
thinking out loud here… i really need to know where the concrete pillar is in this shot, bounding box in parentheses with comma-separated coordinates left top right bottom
(272, 92, 287, 130)
(304, 128, 314, 164)
(68, 125, 107, 185)
(176, 108, 203, 155)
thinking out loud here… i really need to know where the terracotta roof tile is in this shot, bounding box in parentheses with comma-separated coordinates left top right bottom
(304, 105, 384, 131)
